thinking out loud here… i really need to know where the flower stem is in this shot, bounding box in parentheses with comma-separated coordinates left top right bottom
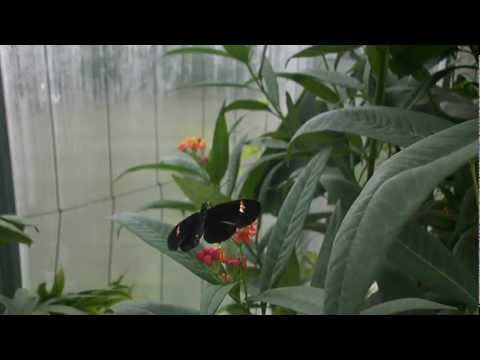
(238, 245, 249, 307)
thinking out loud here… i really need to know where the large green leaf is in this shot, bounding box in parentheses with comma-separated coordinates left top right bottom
(277, 73, 339, 103)
(311, 201, 345, 289)
(287, 45, 361, 65)
(207, 106, 229, 185)
(278, 70, 362, 90)
(173, 175, 230, 208)
(290, 106, 453, 150)
(388, 223, 478, 310)
(324, 119, 478, 314)
(200, 283, 237, 315)
(361, 298, 457, 315)
(260, 148, 332, 291)
(0, 219, 33, 247)
(222, 45, 251, 64)
(251, 286, 325, 315)
(111, 212, 220, 284)
(116, 156, 209, 182)
(138, 200, 197, 213)
(111, 300, 200, 315)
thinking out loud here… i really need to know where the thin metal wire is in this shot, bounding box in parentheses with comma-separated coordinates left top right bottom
(103, 45, 116, 285)
(153, 45, 165, 303)
(44, 45, 63, 277)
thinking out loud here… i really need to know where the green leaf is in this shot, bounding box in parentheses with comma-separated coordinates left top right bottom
(290, 106, 453, 150)
(224, 99, 271, 113)
(287, 45, 360, 65)
(0, 219, 33, 247)
(277, 73, 339, 103)
(200, 283, 237, 315)
(173, 175, 230, 208)
(111, 300, 200, 315)
(138, 200, 197, 213)
(116, 156, 209, 182)
(207, 106, 229, 185)
(0, 288, 38, 315)
(224, 138, 247, 198)
(278, 70, 362, 90)
(222, 45, 251, 64)
(164, 46, 234, 59)
(311, 201, 345, 289)
(388, 223, 478, 310)
(111, 212, 220, 284)
(260, 148, 332, 291)
(389, 45, 454, 78)
(251, 286, 325, 315)
(261, 58, 280, 109)
(361, 298, 457, 315)
(237, 152, 287, 199)
(324, 119, 478, 314)
(0, 215, 39, 232)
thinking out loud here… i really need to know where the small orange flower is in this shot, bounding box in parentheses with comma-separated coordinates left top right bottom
(220, 273, 233, 284)
(233, 221, 257, 246)
(177, 136, 207, 153)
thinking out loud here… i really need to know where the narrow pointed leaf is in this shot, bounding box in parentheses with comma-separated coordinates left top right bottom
(260, 148, 332, 291)
(112, 212, 220, 284)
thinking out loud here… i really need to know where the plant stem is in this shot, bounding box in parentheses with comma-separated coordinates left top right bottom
(470, 160, 478, 208)
(246, 62, 284, 121)
(367, 47, 388, 179)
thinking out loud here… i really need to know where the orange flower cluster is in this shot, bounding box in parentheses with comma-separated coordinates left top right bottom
(177, 136, 207, 153)
(233, 221, 257, 246)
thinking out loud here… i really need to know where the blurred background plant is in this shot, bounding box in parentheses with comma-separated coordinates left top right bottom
(0, 217, 133, 315)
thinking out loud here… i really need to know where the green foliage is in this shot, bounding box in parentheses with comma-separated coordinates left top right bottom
(0, 215, 36, 247)
(0, 270, 132, 315)
(113, 45, 478, 315)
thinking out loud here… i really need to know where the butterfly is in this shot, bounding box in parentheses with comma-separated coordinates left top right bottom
(167, 199, 261, 252)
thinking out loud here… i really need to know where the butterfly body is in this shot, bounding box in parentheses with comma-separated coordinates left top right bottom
(167, 199, 261, 252)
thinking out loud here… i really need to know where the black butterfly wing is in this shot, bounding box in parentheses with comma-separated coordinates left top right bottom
(204, 200, 261, 244)
(167, 212, 206, 252)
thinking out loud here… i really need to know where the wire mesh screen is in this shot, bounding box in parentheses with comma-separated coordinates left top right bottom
(0, 45, 305, 305)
